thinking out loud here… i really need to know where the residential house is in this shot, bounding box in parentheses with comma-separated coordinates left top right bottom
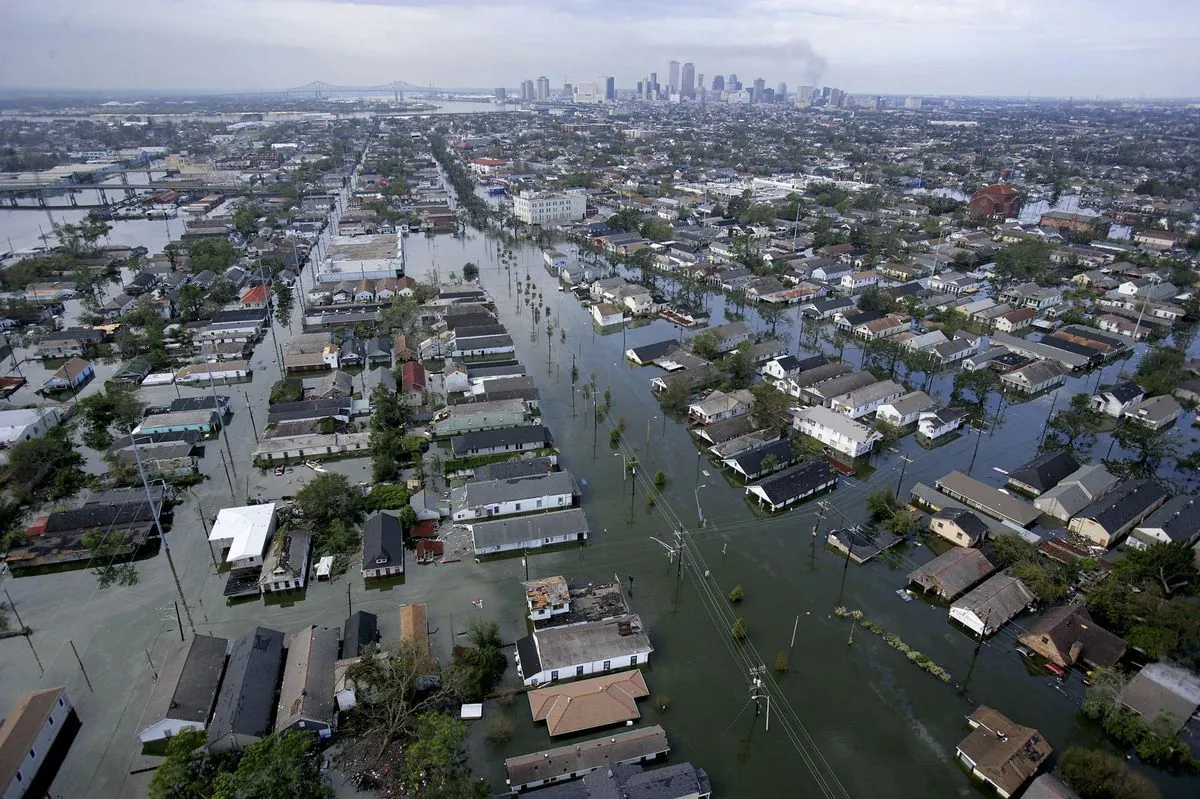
(830, 380, 904, 419)
(724, 438, 796, 481)
(1034, 465, 1120, 522)
(41, 358, 94, 393)
(1005, 451, 1080, 497)
(523, 576, 571, 622)
(1000, 283, 1063, 311)
(514, 614, 652, 687)
(1091, 381, 1145, 417)
(591, 302, 625, 327)
(903, 330, 949, 352)
(687, 388, 753, 425)
(992, 308, 1037, 334)
(450, 471, 577, 522)
(744, 461, 838, 513)
(950, 574, 1035, 637)
(1123, 394, 1181, 431)
(803, 370, 878, 407)
(918, 407, 968, 440)
(207, 627, 285, 753)
(0, 687, 74, 799)
(907, 547, 996, 600)
(470, 508, 589, 556)
(504, 726, 671, 793)
(875, 391, 938, 427)
(935, 471, 1041, 527)
(1017, 605, 1126, 669)
(132, 409, 219, 437)
(839, 269, 878, 293)
(342, 611, 379, 658)
(137, 635, 228, 743)
(527, 670, 649, 737)
(793, 405, 883, 458)
(275, 625, 339, 738)
(432, 398, 529, 436)
(826, 526, 903, 564)
(1000, 360, 1067, 395)
(451, 425, 548, 459)
(1068, 479, 1169, 547)
(1131, 495, 1200, 549)
(955, 706, 1051, 798)
(1120, 663, 1200, 736)
(626, 339, 681, 366)
(1022, 775, 1082, 799)
(208, 503, 277, 569)
(1096, 313, 1151, 340)
(853, 313, 909, 340)
(258, 529, 311, 593)
(705, 321, 751, 353)
(933, 336, 980, 365)
(0, 407, 62, 453)
(929, 508, 991, 548)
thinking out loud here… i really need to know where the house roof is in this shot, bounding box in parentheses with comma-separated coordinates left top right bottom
(1121, 662, 1200, 735)
(1073, 479, 1168, 535)
(527, 670, 649, 736)
(1105, 380, 1144, 404)
(1007, 450, 1081, 495)
(473, 456, 556, 482)
(694, 414, 757, 444)
(0, 687, 67, 788)
(362, 512, 404, 571)
(138, 635, 228, 734)
(42, 501, 156, 534)
(451, 471, 576, 512)
(952, 574, 1035, 626)
(451, 424, 548, 457)
(1125, 394, 1181, 425)
(805, 370, 877, 400)
(930, 508, 990, 546)
(524, 576, 570, 613)
(505, 725, 669, 789)
(1019, 604, 1126, 668)
(935, 471, 1042, 527)
(749, 461, 836, 505)
(275, 625, 339, 732)
(880, 391, 937, 418)
(52, 357, 93, 381)
(399, 603, 429, 653)
(530, 615, 652, 674)
(342, 611, 378, 659)
(1003, 360, 1067, 388)
(833, 379, 903, 410)
(1022, 774, 1081, 799)
(725, 438, 794, 476)
(908, 547, 996, 598)
(208, 503, 277, 563)
(1136, 495, 1200, 543)
(208, 626, 285, 746)
(627, 339, 681, 363)
(796, 405, 882, 446)
(471, 508, 589, 551)
(957, 706, 1051, 796)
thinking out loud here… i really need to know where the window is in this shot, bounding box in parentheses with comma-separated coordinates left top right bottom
(29, 748, 36, 760)
(631, 655, 638, 665)
(550, 670, 558, 680)
(48, 716, 54, 726)
(602, 660, 611, 670)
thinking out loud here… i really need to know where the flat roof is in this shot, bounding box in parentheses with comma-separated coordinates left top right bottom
(505, 725, 668, 788)
(533, 615, 652, 674)
(209, 503, 276, 562)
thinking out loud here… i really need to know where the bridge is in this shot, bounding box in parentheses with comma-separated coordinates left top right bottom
(280, 80, 443, 98)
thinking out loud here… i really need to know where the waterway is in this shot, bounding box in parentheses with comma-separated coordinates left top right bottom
(402, 214, 1199, 797)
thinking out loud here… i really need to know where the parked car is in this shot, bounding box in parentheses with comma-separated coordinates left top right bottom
(1015, 645, 1033, 658)
(1044, 662, 1067, 679)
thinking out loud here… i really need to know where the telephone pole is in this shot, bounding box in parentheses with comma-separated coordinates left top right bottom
(895, 455, 913, 497)
(960, 610, 990, 695)
(810, 501, 829, 571)
(749, 665, 770, 731)
(836, 527, 855, 606)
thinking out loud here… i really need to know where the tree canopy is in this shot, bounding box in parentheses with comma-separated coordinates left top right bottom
(295, 472, 364, 531)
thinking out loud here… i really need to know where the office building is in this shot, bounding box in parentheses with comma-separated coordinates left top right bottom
(829, 88, 845, 107)
(536, 76, 550, 101)
(798, 85, 815, 106)
(494, 87, 506, 101)
(681, 62, 696, 97)
(821, 86, 831, 99)
(521, 79, 535, 101)
(668, 60, 680, 93)
(763, 88, 775, 103)
(573, 82, 603, 104)
(777, 82, 787, 101)
(712, 75, 725, 92)
(752, 78, 765, 102)
(649, 72, 658, 99)
(563, 82, 572, 98)
(514, 190, 587, 225)
(605, 76, 615, 100)
(728, 73, 739, 91)
(905, 96, 923, 109)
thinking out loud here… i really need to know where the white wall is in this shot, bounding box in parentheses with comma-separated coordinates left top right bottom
(453, 491, 573, 522)
(138, 717, 204, 744)
(523, 652, 649, 687)
(473, 531, 580, 556)
(4, 691, 72, 799)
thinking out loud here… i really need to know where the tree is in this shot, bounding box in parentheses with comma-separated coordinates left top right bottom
(1058, 747, 1161, 799)
(366, 484, 411, 511)
(273, 281, 294, 327)
(750, 382, 791, 430)
(462, 262, 479, 281)
(721, 344, 755, 389)
(1106, 421, 1177, 481)
(83, 530, 139, 589)
(774, 650, 790, 673)
(187, 238, 240, 274)
(1043, 392, 1103, 457)
(453, 620, 507, 700)
(77, 388, 146, 449)
(640, 218, 673, 242)
(227, 732, 332, 799)
(1134, 346, 1187, 397)
(728, 585, 745, 603)
(233, 206, 259, 236)
(951, 368, 998, 410)
(789, 432, 824, 463)
(1111, 542, 1198, 597)
(756, 303, 789, 338)
(866, 488, 900, 520)
(993, 239, 1051, 284)
(148, 729, 229, 799)
(690, 331, 721, 361)
(175, 282, 205, 321)
(731, 617, 748, 641)
(347, 640, 458, 758)
(857, 286, 898, 314)
(657, 377, 691, 414)
(296, 473, 364, 531)
(402, 712, 482, 796)
(654, 470, 667, 488)
(5, 427, 85, 503)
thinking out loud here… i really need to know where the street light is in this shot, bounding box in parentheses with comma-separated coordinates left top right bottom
(695, 484, 707, 527)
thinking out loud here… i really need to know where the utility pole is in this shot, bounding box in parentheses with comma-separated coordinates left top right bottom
(347, 581, 353, 617)
(960, 610, 990, 695)
(218, 449, 236, 499)
(810, 501, 828, 572)
(69, 640, 93, 692)
(847, 613, 858, 645)
(836, 527, 855, 606)
(790, 615, 800, 649)
(1037, 388, 1060, 449)
(749, 665, 770, 732)
(244, 391, 260, 443)
(895, 455, 913, 497)
(966, 409, 987, 478)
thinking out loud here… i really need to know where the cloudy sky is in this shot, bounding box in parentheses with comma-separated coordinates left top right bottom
(1, 0, 1197, 98)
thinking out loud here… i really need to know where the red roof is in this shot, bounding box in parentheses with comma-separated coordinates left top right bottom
(240, 285, 270, 304)
(411, 520, 440, 540)
(974, 184, 1019, 200)
(401, 361, 426, 392)
(471, 157, 507, 166)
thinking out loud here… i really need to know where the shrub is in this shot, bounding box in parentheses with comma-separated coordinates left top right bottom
(731, 617, 748, 641)
(774, 650, 790, 673)
(728, 585, 745, 603)
(654, 471, 667, 488)
(486, 714, 515, 744)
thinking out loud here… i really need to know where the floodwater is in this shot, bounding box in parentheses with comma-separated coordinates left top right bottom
(404, 219, 1199, 797)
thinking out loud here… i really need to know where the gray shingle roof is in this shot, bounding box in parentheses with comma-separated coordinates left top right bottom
(208, 626, 284, 745)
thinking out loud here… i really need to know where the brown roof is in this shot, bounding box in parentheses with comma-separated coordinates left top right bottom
(957, 706, 1051, 796)
(1017, 604, 1125, 668)
(0, 687, 66, 787)
(399, 603, 428, 654)
(505, 725, 669, 788)
(527, 670, 649, 736)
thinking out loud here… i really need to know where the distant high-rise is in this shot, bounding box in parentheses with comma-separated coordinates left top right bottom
(636, 79, 645, 99)
(829, 87, 845, 108)
(536, 76, 550, 101)
(904, 96, 923, 109)
(521, 79, 535, 101)
(763, 88, 775, 104)
(728, 73, 739, 91)
(821, 86, 831, 100)
(605, 76, 616, 101)
(563, 82, 573, 98)
(697, 73, 704, 94)
(649, 72, 658, 99)
(798, 85, 815, 105)
(681, 62, 696, 98)
(494, 87, 506, 101)
(668, 60, 680, 93)
(776, 82, 787, 102)
(712, 75, 725, 92)
(752, 78, 765, 102)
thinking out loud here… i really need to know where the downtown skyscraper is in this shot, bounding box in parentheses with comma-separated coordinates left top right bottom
(681, 62, 695, 98)
(668, 60, 680, 94)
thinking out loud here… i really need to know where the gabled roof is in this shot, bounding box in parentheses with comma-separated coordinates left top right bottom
(951, 574, 1035, 625)
(208, 627, 285, 745)
(362, 512, 404, 571)
(1007, 450, 1080, 494)
(1020, 604, 1126, 668)
(908, 547, 996, 598)
(1073, 479, 1169, 534)
(1104, 380, 1144, 404)
(1121, 662, 1200, 735)
(451, 424, 548, 457)
(276, 625, 339, 732)
(342, 611, 378, 659)
(527, 670, 649, 736)
(0, 687, 67, 789)
(749, 461, 835, 505)
(1136, 495, 1200, 543)
(957, 706, 1051, 796)
(931, 507, 990, 545)
(138, 635, 228, 734)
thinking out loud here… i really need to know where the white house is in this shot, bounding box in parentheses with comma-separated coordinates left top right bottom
(591, 302, 625, 327)
(1123, 394, 1181, 431)
(450, 471, 576, 522)
(793, 405, 883, 458)
(514, 190, 587, 225)
(470, 508, 589, 556)
(0, 407, 62, 454)
(258, 530, 311, 593)
(1090, 381, 1145, 418)
(136, 635, 228, 743)
(687, 388, 753, 425)
(523, 576, 573, 622)
(208, 503, 277, 568)
(949, 574, 1035, 637)
(918, 407, 968, 440)
(839, 270, 878, 293)
(514, 615, 652, 687)
(0, 687, 73, 799)
(875, 391, 938, 427)
(830, 380, 904, 419)
(41, 357, 94, 392)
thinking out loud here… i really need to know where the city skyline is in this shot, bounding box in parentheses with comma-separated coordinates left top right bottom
(1, 0, 1198, 98)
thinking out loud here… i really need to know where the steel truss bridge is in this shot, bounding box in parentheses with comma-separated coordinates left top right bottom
(280, 80, 443, 98)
